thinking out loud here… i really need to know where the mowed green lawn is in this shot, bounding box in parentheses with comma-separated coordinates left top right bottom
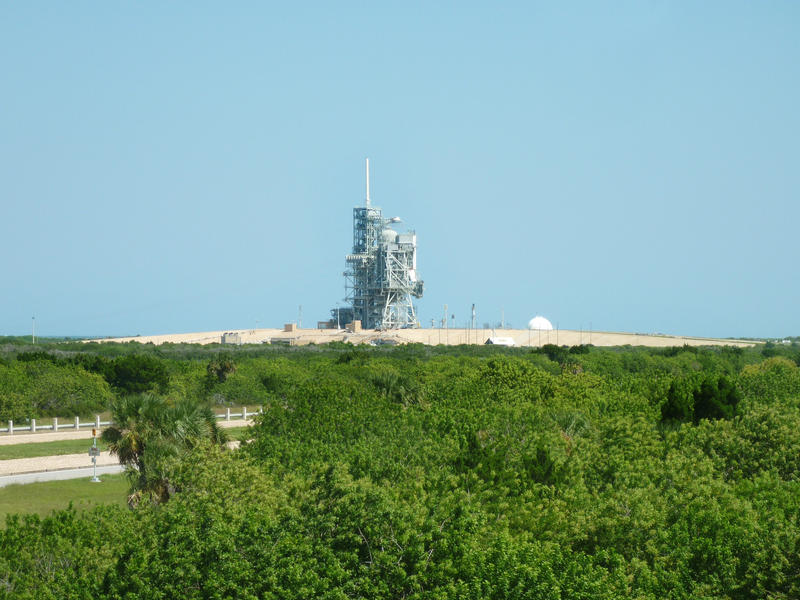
(0, 474, 129, 524)
(0, 438, 109, 460)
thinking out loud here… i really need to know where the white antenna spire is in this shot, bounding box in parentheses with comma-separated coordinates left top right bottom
(365, 158, 370, 207)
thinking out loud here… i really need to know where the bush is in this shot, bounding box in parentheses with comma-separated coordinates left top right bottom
(105, 354, 169, 395)
(661, 373, 740, 425)
(0, 361, 113, 419)
(739, 357, 800, 403)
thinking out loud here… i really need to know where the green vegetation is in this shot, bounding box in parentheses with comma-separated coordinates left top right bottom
(0, 474, 127, 523)
(102, 393, 227, 506)
(661, 372, 741, 424)
(0, 339, 798, 597)
(0, 359, 113, 422)
(222, 426, 251, 441)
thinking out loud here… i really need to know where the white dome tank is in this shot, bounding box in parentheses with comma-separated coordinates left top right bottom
(381, 229, 397, 243)
(528, 316, 553, 330)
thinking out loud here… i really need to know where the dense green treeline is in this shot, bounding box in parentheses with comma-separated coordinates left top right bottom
(1, 337, 797, 423)
(1, 340, 800, 597)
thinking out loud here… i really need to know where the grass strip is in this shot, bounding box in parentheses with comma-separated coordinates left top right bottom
(0, 438, 109, 460)
(224, 426, 251, 440)
(0, 473, 128, 525)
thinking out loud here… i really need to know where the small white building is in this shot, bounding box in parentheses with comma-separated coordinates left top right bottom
(221, 332, 242, 345)
(485, 336, 516, 346)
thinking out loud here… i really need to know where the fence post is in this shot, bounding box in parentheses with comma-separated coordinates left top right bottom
(243, 406, 248, 419)
(31, 418, 36, 433)
(8, 420, 12, 435)
(226, 407, 231, 421)
(53, 417, 58, 432)
(95, 415, 100, 430)
(75, 416, 80, 430)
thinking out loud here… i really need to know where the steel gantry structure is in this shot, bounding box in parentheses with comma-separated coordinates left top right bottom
(343, 160, 423, 329)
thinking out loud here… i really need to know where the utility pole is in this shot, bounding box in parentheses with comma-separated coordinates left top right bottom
(32, 316, 35, 344)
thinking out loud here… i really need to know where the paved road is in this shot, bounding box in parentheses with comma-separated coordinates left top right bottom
(0, 451, 120, 477)
(0, 465, 125, 487)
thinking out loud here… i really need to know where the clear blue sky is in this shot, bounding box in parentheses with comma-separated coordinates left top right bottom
(2, 2, 797, 339)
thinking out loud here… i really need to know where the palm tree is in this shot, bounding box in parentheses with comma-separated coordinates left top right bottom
(102, 393, 227, 506)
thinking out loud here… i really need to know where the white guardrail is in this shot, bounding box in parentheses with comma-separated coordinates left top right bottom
(0, 406, 262, 435)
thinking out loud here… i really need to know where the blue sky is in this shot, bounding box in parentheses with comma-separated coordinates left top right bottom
(1, 2, 797, 339)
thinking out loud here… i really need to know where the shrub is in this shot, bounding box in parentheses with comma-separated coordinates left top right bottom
(661, 373, 740, 425)
(739, 357, 800, 403)
(106, 354, 169, 395)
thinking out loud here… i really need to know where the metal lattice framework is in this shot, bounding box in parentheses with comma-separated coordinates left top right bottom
(343, 161, 423, 330)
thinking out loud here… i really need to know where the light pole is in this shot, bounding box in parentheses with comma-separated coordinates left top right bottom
(89, 428, 101, 483)
(336, 303, 341, 329)
(32, 316, 35, 344)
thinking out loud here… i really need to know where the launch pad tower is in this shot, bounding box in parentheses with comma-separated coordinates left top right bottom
(344, 160, 423, 329)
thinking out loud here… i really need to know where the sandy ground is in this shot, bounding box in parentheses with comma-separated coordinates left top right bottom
(90, 327, 757, 348)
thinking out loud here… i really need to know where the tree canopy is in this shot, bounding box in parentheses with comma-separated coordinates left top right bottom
(0, 339, 799, 598)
